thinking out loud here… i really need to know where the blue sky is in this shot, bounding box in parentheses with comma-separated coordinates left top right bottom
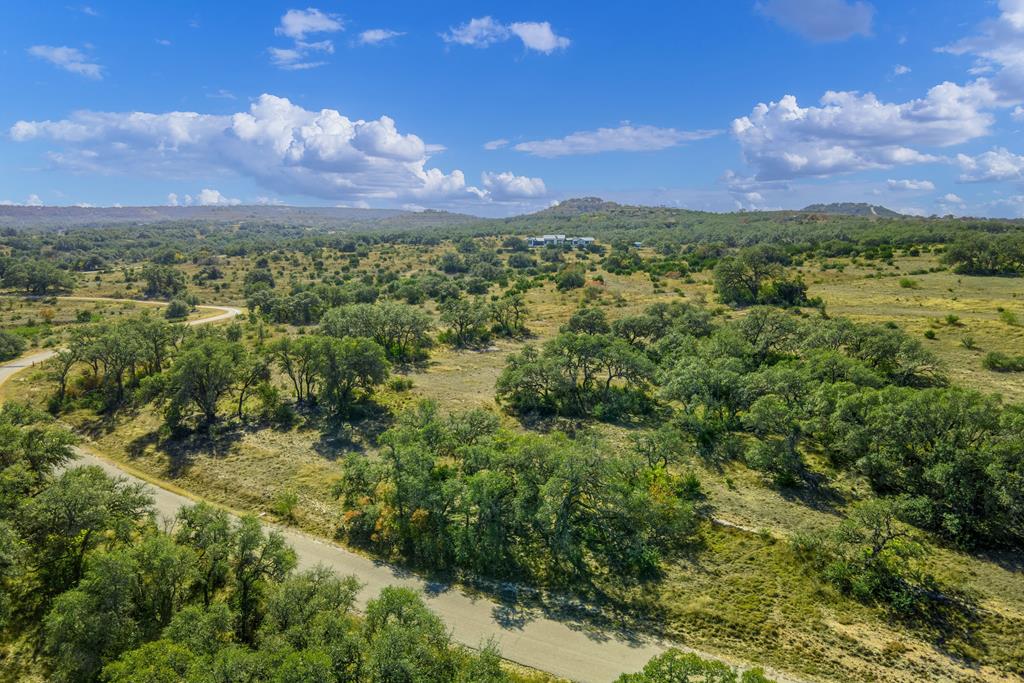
(2, 0, 1024, 217)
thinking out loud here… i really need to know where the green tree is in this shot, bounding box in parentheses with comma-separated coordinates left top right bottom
(102, 640, 195, 683)
(322, 302, 433, 363)
(174, 503, 235, 607)
(362, 587, 456, 683)
(316, 336, 390, 414)
(19, 466, 151, 597)
(2, 258, 75, 294)
(44, 552, 143, 683)
(161, 334, 244, 428)
(793, 499, 937, 614)
(490, 293, 529, 337)
(617, 649, 775, 683)
(140, 264, 187, 299)
(230, 515, 296, 643)
(496, 332, 654, 419)
(268, 335, 322, 404)
(0, 330, 26, 361)
(555, 268, 585, 291)
(440, 297, 491, 348)
(165, 299, 191, 320)
(562, 306, 610, 335)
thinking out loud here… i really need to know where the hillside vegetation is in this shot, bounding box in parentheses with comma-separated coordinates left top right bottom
(0, 199, 1022, 683)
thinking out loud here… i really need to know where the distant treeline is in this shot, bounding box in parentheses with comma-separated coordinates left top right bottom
(2, 200, 1024, 272)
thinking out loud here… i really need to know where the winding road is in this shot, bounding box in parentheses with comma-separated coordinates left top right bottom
(0, 296, 796, 683)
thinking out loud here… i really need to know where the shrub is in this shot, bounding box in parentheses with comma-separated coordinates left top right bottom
(982, 351, 1024, 372)
(164, 299, 191, 320)
(617, 649, 776, 682)
(387, 376, 414, 392)
(271, 490, 299, 521)
(0, 331, 27, 361)
(555, 268, 586, 291)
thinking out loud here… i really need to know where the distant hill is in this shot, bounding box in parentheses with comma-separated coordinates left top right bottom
(800, 202, 903, 218)
(0, 205, 478, 231)
(532, 197, 623, 218)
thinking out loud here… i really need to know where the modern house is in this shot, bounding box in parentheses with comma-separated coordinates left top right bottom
(527, 235, 594, 248)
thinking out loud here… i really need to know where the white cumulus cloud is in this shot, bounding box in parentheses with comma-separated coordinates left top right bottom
(9, 94, 539, 207)
(508, 22, 570, 53)
(442, 16, 569, 53)
(0, 194, 44, 207)
(957, 147, 1024, 181)
(481, 171, 547, 200)
(196, 188, 240, 206)
(514, 123, 719, 157)
(28, 45, 102, 79)
(756, 0, 874, 42)
(732, 84, 996, 179)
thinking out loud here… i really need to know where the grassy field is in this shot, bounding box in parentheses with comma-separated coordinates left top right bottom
(0, 295, 212, 351)
(6, 245, 1024, 682)
(804, 253, 1024, 403)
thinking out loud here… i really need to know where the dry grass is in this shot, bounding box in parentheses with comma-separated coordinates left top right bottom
(0, 296, 208, 351)
(804, 254, 1024, 402)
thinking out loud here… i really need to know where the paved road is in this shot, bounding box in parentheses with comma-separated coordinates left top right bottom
(0, 295, 797, 683)
(68, 450, 673, 682)
(0, 298, 242, 381)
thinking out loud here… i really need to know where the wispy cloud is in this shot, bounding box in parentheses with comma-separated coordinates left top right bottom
(358, 29, 405, 45)
(275, 8, 343, 40)
(206, 88, 236, 100)
(887, 178, 934, 191)
(28, 45, 102, 79)
(756, 0, 874, 42)
(514, 124, 719, 157)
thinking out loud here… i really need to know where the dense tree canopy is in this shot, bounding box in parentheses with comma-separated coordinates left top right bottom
(0, 404, 553, 683)
(337, 401, 700, 583)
